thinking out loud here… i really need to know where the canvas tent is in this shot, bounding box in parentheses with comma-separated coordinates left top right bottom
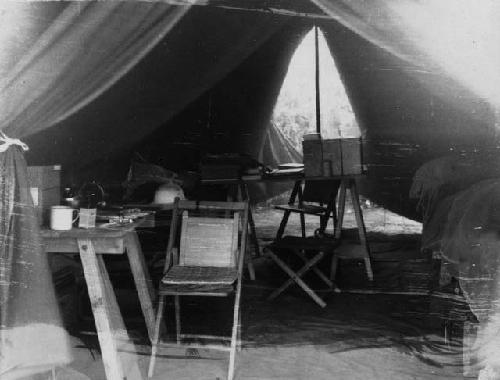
(18, 1, 499, 217)
(1, 0, 500, 378)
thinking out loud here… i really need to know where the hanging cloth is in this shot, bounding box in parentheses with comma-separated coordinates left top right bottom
(0, 145, 72, 379)
(0, 132, 29, 153)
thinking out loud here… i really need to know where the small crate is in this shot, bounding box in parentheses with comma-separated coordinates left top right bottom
(79, 208, 97, 229)
(302, 134, 323, 177)
(27, 165, 61, 225)
(339, 138, 363, 175)
(322, 139, 343, 176)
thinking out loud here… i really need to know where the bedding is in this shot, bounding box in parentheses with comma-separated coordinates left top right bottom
(411, 156, 500, 378)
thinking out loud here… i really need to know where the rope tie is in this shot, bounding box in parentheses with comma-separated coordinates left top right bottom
(0, 131, 29, 153)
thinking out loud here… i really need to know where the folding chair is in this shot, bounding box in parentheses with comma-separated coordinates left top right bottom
(275, 179, 340, 239)
(148, 198, 249, 380)
(264, 236, 340, 308)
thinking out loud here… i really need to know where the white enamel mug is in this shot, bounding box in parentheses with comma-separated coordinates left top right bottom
(50, 206, 79, 231)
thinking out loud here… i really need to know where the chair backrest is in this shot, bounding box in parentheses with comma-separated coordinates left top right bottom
(179, 212, 239, 267)
(301, 179, 340, 204)
(164, 199, 249, 272)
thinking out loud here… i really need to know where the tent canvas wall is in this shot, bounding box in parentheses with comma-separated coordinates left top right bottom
(1, 1, 500, 378)
(18, 2, 498, 220)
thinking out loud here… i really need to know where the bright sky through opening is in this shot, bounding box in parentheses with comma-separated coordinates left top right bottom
(272, 27, 360, 151)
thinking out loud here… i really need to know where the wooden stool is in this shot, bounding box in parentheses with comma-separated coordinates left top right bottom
(265, 236, 340, 308)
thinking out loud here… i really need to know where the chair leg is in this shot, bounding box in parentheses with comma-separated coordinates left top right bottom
(318, 215, 327, 235)
(330, 255, 339, 281)
(175, 295, 181, 344)
(148, 295, 166, 378)
(295, 249, 333, 288)
(247, 206, 260, 258)
(364, 257, 374, 281)
(236, 303, 242, 353)
(320, 196, 336, 235)
(276, 210, 291, 240)
(329, 254, 342, 293)
(228, 289, 243, 380)
(246, 254, 256, 281)
(300, 213, 306, 238)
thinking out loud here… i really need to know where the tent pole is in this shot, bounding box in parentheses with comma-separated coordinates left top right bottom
(315, 25, 321, 135)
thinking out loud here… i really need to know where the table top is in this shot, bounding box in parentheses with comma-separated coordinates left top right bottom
(123, 203, 176, 211)
(40, 220, 144, 239)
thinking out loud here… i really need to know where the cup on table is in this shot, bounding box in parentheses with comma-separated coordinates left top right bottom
(50, 205, 79, 231)
(78, 208, 97, 229)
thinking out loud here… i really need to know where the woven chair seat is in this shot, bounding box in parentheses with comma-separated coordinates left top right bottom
(159, 282, 235, 295)
(162, 265, 238, 285)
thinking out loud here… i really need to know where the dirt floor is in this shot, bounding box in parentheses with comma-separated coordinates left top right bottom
(50, 205, 472, 380)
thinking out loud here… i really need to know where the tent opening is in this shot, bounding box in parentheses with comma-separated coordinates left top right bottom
(271, 26, 360, 154)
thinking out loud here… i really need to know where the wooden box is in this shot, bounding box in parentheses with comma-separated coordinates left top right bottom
(79, 208, 97, 229)
(27, 165, 61, 225)
(322, 139, 343, 176)
(302, 134, 323, 177)
(338, 137, 363, 175)
(302, 137, 363, 177)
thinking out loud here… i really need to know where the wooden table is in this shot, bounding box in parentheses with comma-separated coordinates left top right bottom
(42, 221, 156, 380)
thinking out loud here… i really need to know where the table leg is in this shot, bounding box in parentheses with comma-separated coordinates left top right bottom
(124, 231, 157, 342)
(239, 182, 260, 258)
(349, 180, 374, 281)
(275, 180, 302, 240)
(276, 210, 291, 240)
(97, 255, 143, 380)
(247, 206, 260, 258)
(77, 239, 142, 380)
(334, 179, 347, 239)
(237, 182, 257, 281)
